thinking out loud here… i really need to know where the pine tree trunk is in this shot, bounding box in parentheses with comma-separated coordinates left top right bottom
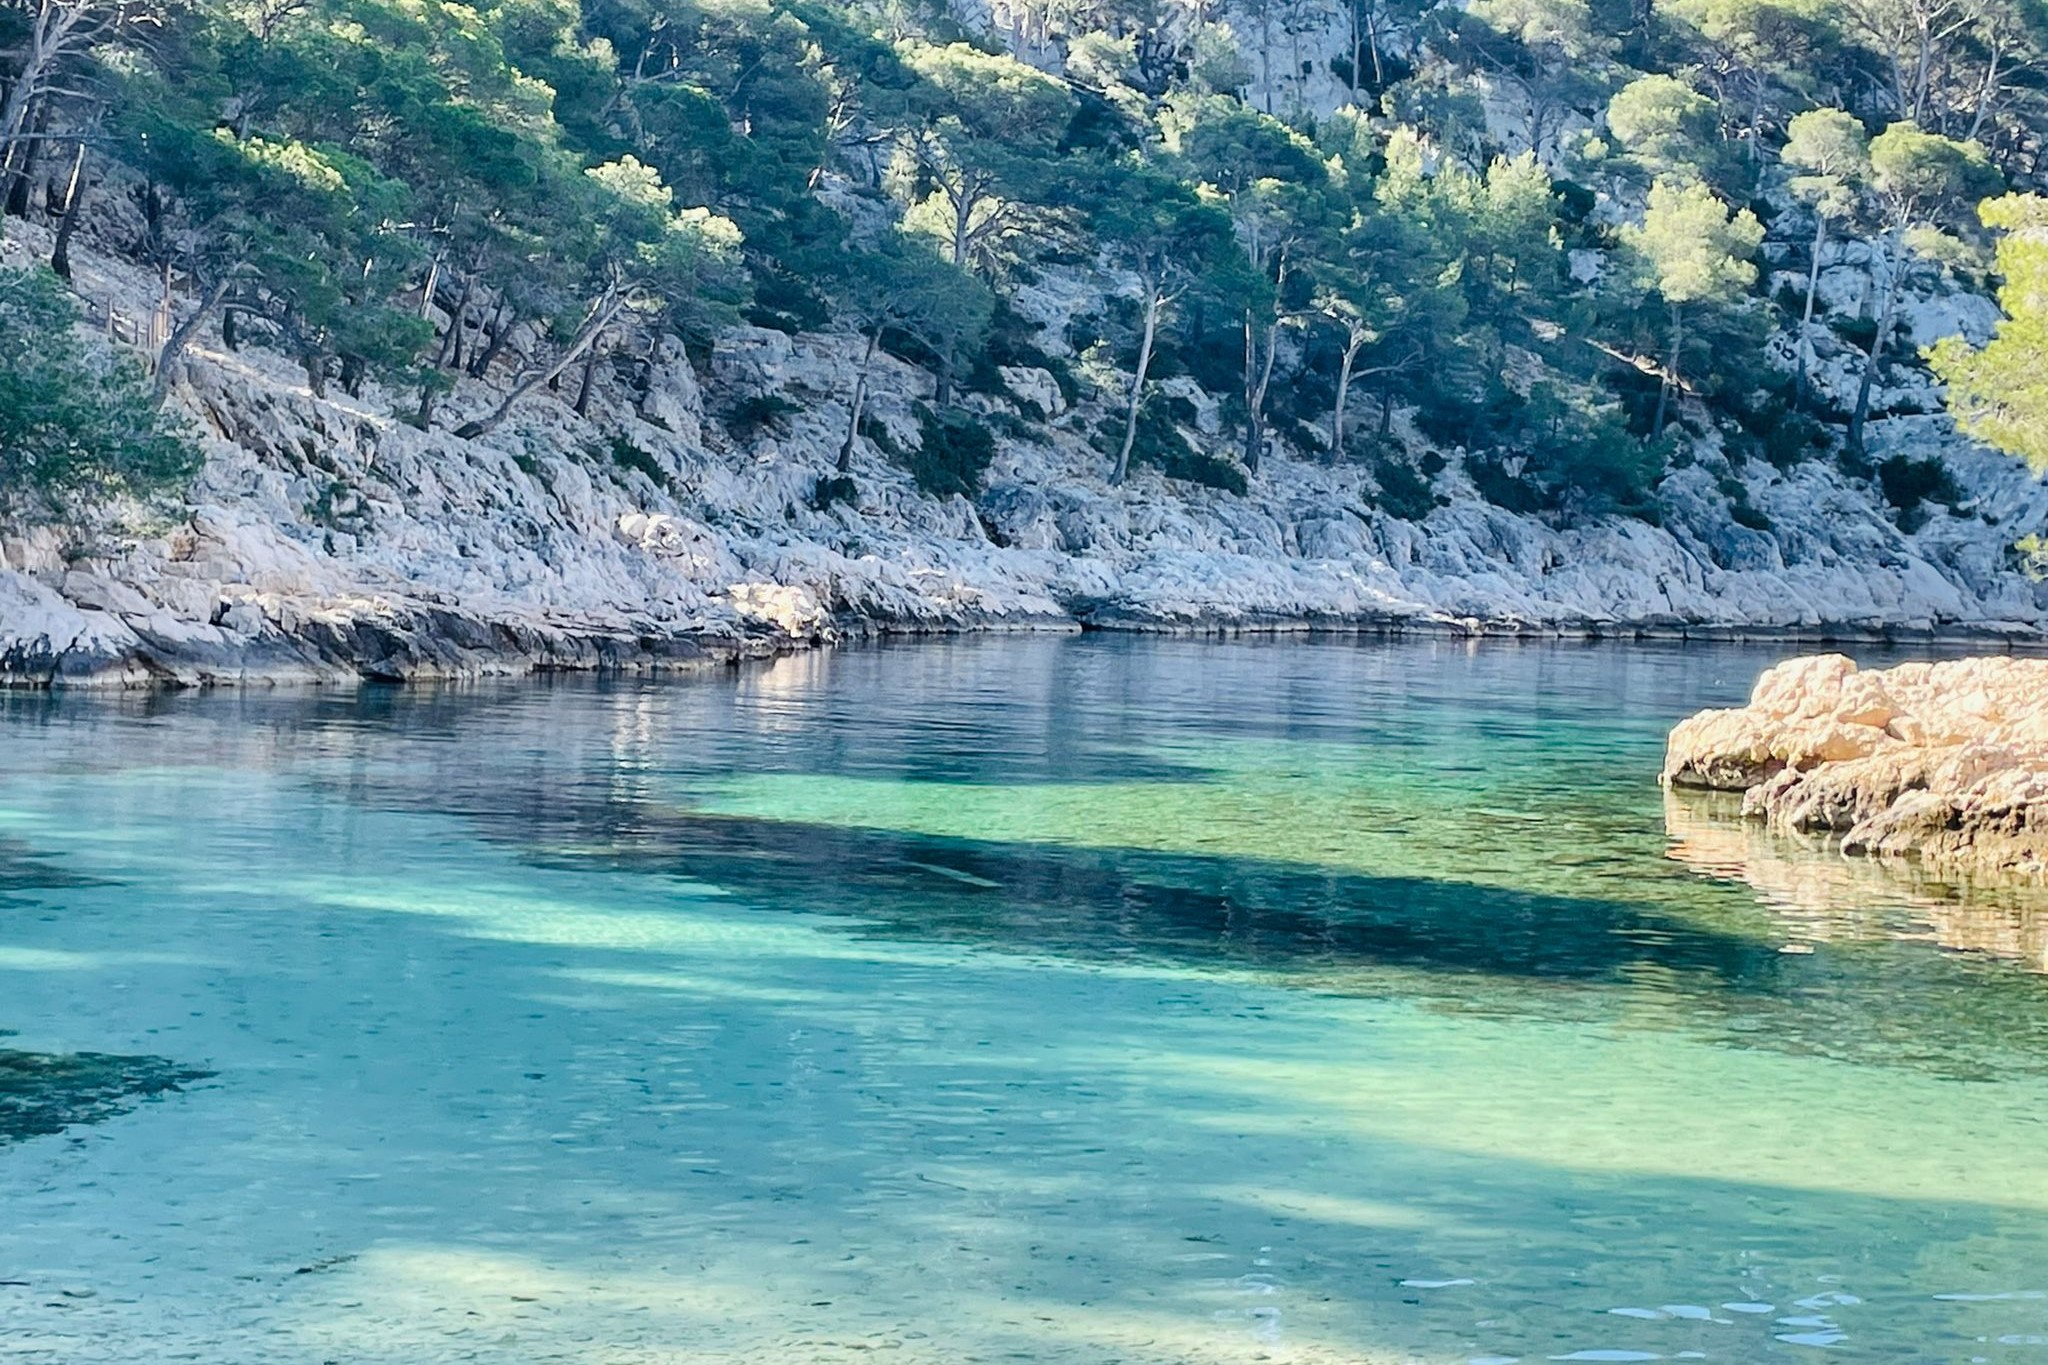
(839, 329, 881, 471)
(1848, 233, 1903, 454)
(1332, 329, 1365, 459)
(573, 341, 603, 417)
(467, 302, 515, 378)
(1112, 289, 1162, 486)
(1794, 215, 1826, 408)
(1242, 316, 1281, 474)
(952, 190, 973, 270)
(4, 101, 47, 218)
(436, 273, 475, 368)
(1652, 303, 1682, 437)
(150, 279, 232, 408)
(48, 141, 85, 281)
(455, 290, 623, 440)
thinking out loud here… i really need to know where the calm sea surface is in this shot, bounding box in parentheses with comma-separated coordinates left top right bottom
(3, 636, 2047, 1363)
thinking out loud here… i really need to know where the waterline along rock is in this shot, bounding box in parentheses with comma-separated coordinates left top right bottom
(4, 222, 2048, 688)
(1663, 654, 2048, 878)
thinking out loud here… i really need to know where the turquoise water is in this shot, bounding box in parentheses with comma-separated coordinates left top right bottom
(3, 637, 2048, 1364)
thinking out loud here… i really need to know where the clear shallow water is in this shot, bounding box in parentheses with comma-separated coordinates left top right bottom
(3, 638, 2048, 1364)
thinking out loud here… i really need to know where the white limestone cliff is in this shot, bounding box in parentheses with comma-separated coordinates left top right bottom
(3, 222, 2046, 687)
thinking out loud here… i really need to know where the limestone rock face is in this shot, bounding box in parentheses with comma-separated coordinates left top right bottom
(6, 224, 2048, 689)
(1664, 654, 2048, 877)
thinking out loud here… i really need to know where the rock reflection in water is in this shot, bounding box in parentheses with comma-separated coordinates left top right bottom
(1664, 787, 2048, 972)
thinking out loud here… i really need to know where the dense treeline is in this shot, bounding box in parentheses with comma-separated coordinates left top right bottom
(5, 0, 2048, 520)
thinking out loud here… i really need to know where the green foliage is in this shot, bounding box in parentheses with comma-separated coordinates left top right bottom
(609, 436, 673, 490)
(1782, 109, 1870, 222)
(1605, 75, 1719, 181)
(1868, 122, 2000, 222)
(892, 43, 1076, 274)
(965, 299, 1076, 412)
(908, 403, 996, 498)
(1366, 453, 1441, 520)
(824, 231, 993, 378)
(1876, 453, 1960, 514)
(1930, 194, 2048, 471)
(1482, 382, 1668, 512)
(0, 269, 201, 525)
(812, 473, 860, 511)
(1718, 474, 1774, 530)
(1095, 395, 1247, 493)
(23, 0, 2037, 528)
(1623, 179, 1764, 308)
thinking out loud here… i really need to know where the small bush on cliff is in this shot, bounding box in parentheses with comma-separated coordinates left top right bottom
(1367, 453, 1441, 521)
(909, 405, 996, 498)
(812, 473, 859, 512)
(1876, 455, 1960, 533)
(727, 393, 799, 439)
(1877, 453, 1960, 518)
(610, 437, 673, 491)
(0, 267, 200, 525)
(1095, 397, 1247, 494)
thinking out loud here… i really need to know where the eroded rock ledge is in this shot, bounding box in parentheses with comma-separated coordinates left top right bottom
(1663, 654, 2048, 878)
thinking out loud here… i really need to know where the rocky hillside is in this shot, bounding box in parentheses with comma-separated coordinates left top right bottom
(3, 212, 2046, 687)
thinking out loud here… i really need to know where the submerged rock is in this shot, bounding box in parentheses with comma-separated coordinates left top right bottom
(1663, 654, 2048, 878)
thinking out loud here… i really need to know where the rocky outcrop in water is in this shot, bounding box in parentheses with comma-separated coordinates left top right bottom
(1663, 654, 2048, 878)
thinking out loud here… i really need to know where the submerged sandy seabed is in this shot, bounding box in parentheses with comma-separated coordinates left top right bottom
(5, 640, 2048, 1363)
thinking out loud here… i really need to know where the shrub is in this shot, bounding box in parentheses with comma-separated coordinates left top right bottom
(909, 404, 996, 498)
(1724, 383, 1826, 470)
(1368, 453, 1440, 521)
(1096, 396, 1247, 494)
(1718, 474, 1773, 531)
(965, 298, 1079, 411)
(812, 473, 858, 512)
(1877, 453, 1960, 514)
(0, 267, 200, 524)
(609, 437, 673, 490)
(1830, 314, 1879, 351)
(1467, 453, 1548, 513)
(859, 412, 905, 459)
(727, 392, 799, 438)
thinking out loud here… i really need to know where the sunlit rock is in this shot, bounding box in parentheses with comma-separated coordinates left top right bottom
(1665, 654, 2048, 878)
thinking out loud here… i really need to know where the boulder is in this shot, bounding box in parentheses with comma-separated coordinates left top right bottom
(1665, 653, 2048, 878)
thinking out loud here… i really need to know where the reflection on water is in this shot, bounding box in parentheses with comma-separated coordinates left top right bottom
(1665, 787, 2048, 972)
(3, 637, 2048, 1363)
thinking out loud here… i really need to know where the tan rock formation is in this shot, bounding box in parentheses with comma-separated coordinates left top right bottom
(1663, 654, 2048, 878)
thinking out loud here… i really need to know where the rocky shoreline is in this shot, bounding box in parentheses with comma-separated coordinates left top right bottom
(1664, 654, 2048, 879)
(7, 222, 2048, 690)
(11, 573, 2048, 689)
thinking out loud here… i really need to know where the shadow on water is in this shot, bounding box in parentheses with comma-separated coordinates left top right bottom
(0, 837, 106, 908)
(0, 1035, 211, 1146)
(10, 637, 2048, 1083)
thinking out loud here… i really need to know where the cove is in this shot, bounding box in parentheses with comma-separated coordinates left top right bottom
(3, 636, 2047, 1363)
